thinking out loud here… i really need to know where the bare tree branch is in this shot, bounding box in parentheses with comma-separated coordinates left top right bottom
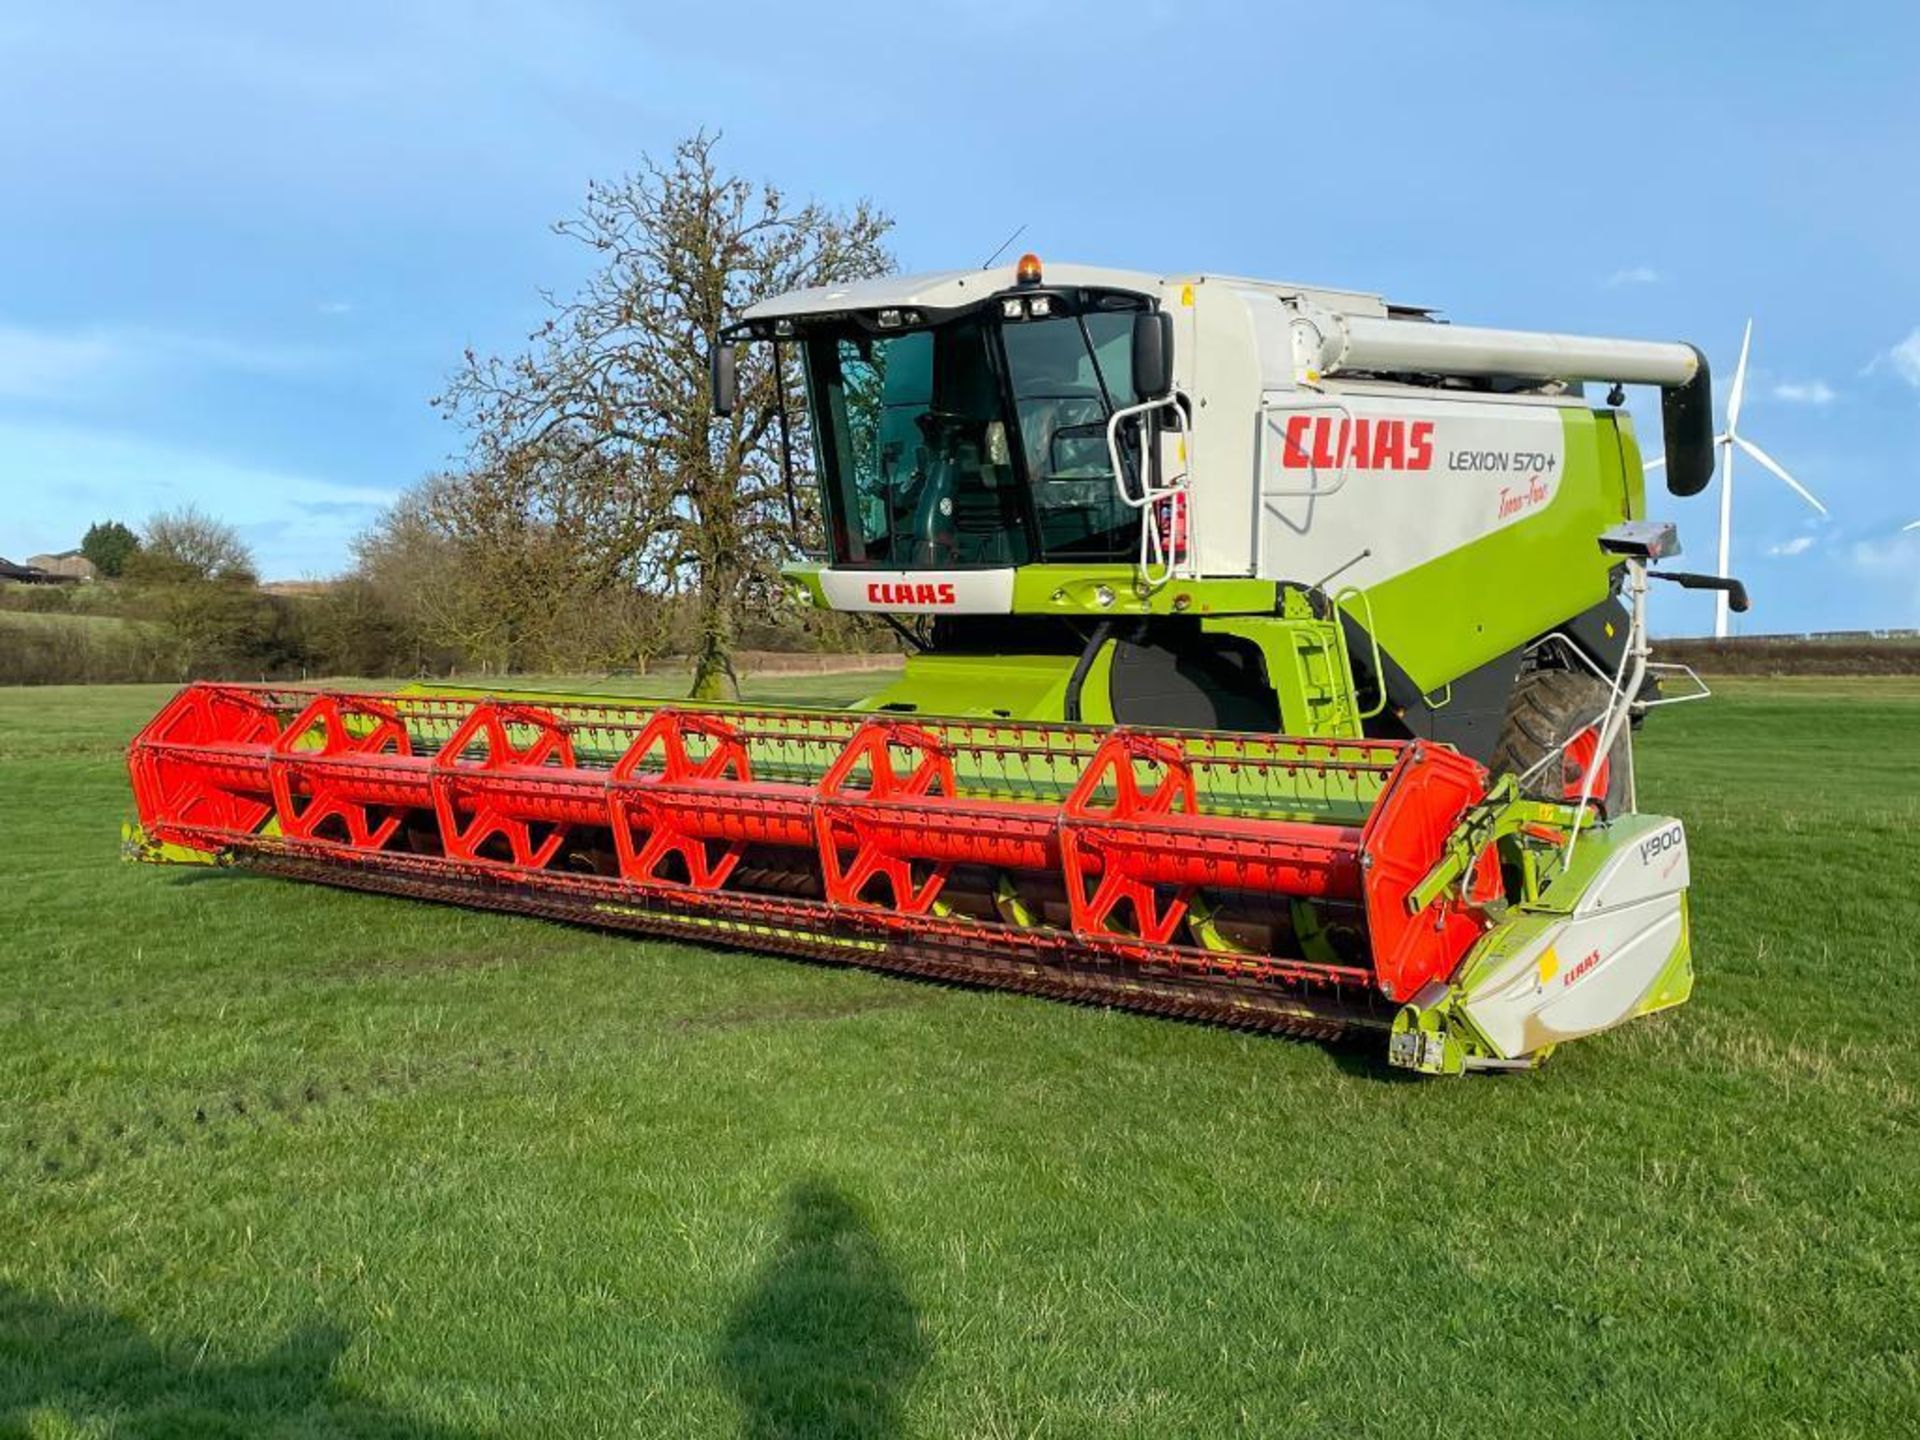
(433, 131, 892, 697)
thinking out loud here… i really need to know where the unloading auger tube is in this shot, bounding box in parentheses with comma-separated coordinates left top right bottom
(1285, 304, 1716, 498)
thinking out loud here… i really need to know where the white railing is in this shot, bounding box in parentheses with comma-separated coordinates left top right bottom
(1104, 392, 1193, 592)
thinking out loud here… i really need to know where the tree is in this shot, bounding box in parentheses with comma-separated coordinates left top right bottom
(352, 477, 494, 671)
(148, 582, 298, 678)
(80, 520, 139, 578)
(303, 577, 406, 678)
(355, 470, 577, 673)
(438, 131, 892, 698)
(349, 471, 674, 676)
(122, 506, 278, 677)
(131, 506, 257, 586)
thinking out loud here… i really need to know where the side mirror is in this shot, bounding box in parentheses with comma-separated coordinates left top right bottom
(1131, 310, 1174, 401)
(710, 340, 737, 417)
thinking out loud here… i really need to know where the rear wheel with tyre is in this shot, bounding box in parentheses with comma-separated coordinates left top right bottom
(1489, 668, 1630, 816)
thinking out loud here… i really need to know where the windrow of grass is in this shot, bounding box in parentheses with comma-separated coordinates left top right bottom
(0, 675, 1915, 1437)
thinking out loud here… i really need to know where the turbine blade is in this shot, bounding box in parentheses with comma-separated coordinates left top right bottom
(1727, 320, 1753, 432)
(1734, 434, 1828, 515)
(1906, 519, 1920, 532)
(1644, 434, 1728, 473)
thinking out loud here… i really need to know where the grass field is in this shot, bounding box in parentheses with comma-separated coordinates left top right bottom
(3, 675, 1917, 1437)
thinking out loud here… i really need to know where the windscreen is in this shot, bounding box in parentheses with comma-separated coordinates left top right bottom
(1001, 309, 1136, 559)
(804, 317, 1024, 567)
(799, 302, 1143, 569)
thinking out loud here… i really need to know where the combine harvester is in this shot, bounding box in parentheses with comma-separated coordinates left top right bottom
(128, 256, 1743, 1073)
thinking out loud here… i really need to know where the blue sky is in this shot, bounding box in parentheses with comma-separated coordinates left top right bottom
(1, 0, 1915, 633)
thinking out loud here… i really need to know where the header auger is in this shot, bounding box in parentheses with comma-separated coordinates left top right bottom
(129, 255, 1733, 1072)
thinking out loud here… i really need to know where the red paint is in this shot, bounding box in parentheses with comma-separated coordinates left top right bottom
(1562, 724, 1613, 810)
(1562, 948, 1601, 988)
(1281, 415, 1436, 472)
(866, 581, 957, 606)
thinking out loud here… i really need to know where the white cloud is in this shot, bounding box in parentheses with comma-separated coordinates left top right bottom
(0, 417, 395, 579)
(1883, 328, 1920, 389)
(0, 320, 330, 402)
(317, 300, 354, 315)
(1766, 535, 1817, 557)
(0, 324, 122, 401)
(1606, 266, 1661, 287)
(1846, 532, 1920, 619)
(1771, 380, 1835, 406)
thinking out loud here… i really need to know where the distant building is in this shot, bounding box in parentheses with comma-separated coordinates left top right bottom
(25, 549, 96, 582)
(0, 556, 64, 584)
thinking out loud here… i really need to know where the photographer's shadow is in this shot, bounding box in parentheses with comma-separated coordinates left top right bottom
(717, 1179, 929, 1439)
(0, 1284, 483, 1438)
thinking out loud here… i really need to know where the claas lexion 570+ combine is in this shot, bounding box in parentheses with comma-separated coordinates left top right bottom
(128, 255, 1743, 1073)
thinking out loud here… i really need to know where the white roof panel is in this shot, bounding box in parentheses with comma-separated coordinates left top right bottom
(737, 261, 1401, 329)
(739, 261, 1165, 321)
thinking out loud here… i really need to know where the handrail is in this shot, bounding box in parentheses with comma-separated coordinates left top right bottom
(1257, 398, 1359, 501)
(1511, 631, 1713, 816)
(1330, 584, 1388, 721)
(1563, 559, 1650, 864)
(1104, 390, 1194, 592)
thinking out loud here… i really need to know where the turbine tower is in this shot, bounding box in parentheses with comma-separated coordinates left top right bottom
(1649, 320, 1829, 638)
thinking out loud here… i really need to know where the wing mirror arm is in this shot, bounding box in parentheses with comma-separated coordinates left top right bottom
(1649, 570, 1750, 613)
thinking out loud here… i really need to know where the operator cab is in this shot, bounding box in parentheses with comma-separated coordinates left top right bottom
(720, 259, 1160, 570)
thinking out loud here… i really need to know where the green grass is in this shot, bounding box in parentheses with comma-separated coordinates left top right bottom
(0, 612, 141, 633)
(2, 675, 1916, 1438)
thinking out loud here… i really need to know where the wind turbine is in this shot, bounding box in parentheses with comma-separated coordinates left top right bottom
(1648, 320, 1829, 638)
